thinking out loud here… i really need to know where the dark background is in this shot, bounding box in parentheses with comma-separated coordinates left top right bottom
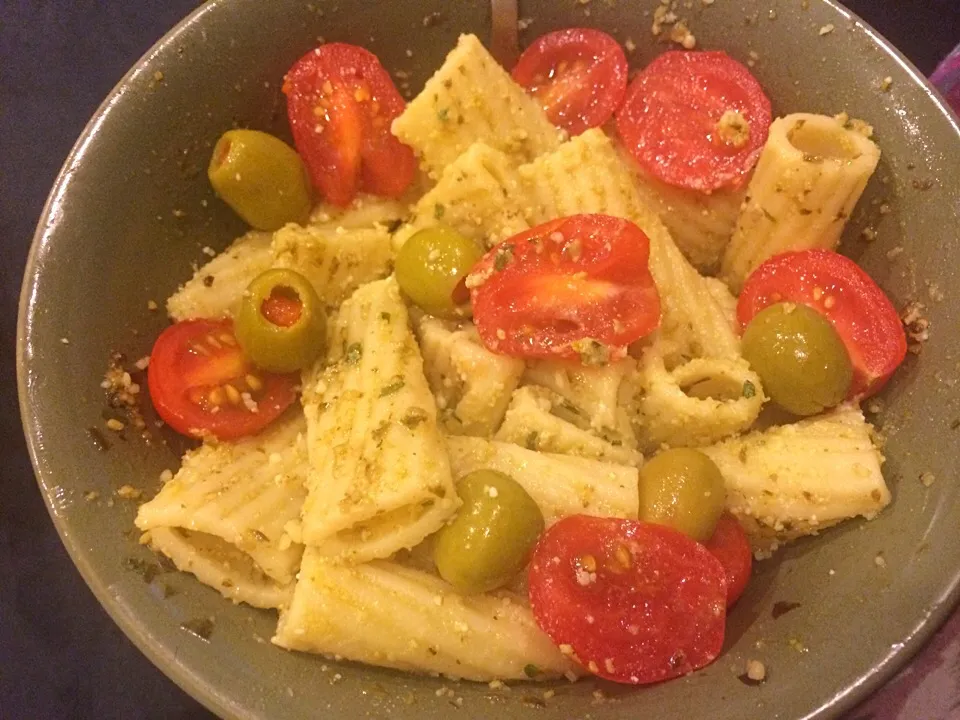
(1, 1, 956, 719)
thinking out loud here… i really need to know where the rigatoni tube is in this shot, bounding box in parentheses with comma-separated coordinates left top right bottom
(721, 113, 880, 292)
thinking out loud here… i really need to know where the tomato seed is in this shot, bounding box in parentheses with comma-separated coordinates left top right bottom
(578, 554, 597, 573)
(219, 333, 237, 347)
(245, 374, 263, 391)
(208, 387, 225, 406)
(614, 544, 633, 570)
(225, 384, 242, 405)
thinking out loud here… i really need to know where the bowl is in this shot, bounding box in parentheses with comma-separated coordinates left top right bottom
(17, 0, 960, 718)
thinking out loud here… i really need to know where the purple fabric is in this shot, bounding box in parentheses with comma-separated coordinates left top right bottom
(931, 43, 960, 113)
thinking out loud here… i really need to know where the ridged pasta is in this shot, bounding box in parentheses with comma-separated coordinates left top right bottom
(721, 113, 881, 291)
(145, 528, 293, 610)
(135, 410, 308, 586)
(700, 403, 889, 556)
(522, 358, 636, 444)
(272, 224, 394, 309)
(416, 316, 524, 437)
(166, 230, 273, 321)
(446, 436, 639, 523)
(307, 193, 409, 233)
(631, 165, 746, 273)
(624, 352, 765, 451)
(394, 143, 529, 251)
(296, 277, 458, 563)
(274, 550, 578, 681)
(391, 34, 561, 179)
(518, 129, 740, 363)
(495, 385, 642, 466)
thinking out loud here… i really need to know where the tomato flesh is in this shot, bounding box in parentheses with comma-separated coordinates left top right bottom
(616, 51, 771, 192)
(512, 28, 628, 136)
(704, 513, 753, 607)
(737, 249, 907, 399)
(284, 43, 415, 206)
(469, 214, 661, 362)
(147, 319, 298, 440)
(528, 515, 727, 684)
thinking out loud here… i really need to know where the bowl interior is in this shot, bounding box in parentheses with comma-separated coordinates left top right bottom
(18, 1, 960, 719)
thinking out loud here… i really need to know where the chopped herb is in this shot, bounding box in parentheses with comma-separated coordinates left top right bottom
(251, 529, 268, 542)
(772, 600, 802, 619)
(761, 207, 776, 222)
(386, 218, 403, 233)
(202, 275, 215, 287)
(380, 311, 392, 322)
(558, 399, 583, 416)
(570, 338, 611, 367)
(371, 421, 390, 442)
(401, 407, 429, 429)
(798, 208, 813, 215)
(437, 107, 449, 122)
(742, 380, 756, 398)
(379, 377, 406, 397)
(122, 557, 166, 584)
(345, 343, 363, 365)
(951, 419, 960, 430)
(434, 203, 446, 220)
(525, 431, 539, 450)
(493, 244, 515, 271)
(180, 617, 214, 641)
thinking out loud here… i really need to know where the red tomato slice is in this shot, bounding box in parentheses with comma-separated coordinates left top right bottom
(737, 249, 908, 398)
(284, 43, 415, 206)
(512, 28, 628, 136)
(616, 51, 771, 192)
(704, 513, 752, 608)
(147, 319, 298, 441)
(469, 214, 661, 362)
(528, 516, 727, 684)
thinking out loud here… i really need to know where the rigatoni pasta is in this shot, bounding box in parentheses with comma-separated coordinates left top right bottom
(274, 550, 578, 680)
(721, 113, 881, 291)
(135, 410, 308, 586)
(296, 277, 459, 563)
(701, 403, 889, 556)
(391, 34, 561, 179)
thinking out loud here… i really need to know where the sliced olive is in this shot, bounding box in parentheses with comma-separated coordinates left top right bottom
(433, 470, 545, 594)
(208, 129, 312, 231)
(742, 302, 852, 416)
(395, 226, 483, 318)
(638, 448, 726, 542)
(235, 268, 325, 373)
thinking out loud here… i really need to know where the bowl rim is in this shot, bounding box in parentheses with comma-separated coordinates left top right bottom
(16, 1, 960, 719)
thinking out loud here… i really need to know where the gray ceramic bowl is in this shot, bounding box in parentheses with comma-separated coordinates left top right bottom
(18, 1, 960, 718)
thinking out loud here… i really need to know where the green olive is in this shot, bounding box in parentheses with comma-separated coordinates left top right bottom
(395, 226, 483, 318)
(208, 129, 312, 231)
(742, 302, 852, 416)
(433, 470, 545, 594)
(638, 448, 726, 542)
(235, 268, 326, 373)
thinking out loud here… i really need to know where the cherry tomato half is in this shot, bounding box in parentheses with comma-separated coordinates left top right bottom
(512, 28, 628, 137)
(284, 43, 415, 206)
(528, 515, 728, 684)
(704, 512, 753, 608)
(469, 214, 661, 363)
(737, 249, 907, 399)
(147, 319, 298, 441)
(616, 51, 771, 192)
